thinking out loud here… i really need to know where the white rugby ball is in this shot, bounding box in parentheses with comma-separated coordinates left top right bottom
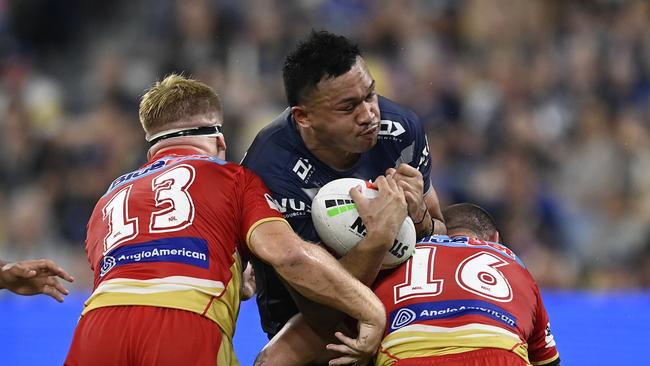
(311, 178, 416, 269)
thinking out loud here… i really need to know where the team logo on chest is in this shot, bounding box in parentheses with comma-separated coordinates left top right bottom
(292, 158, 314, 182)
(379, 119, 405, 139)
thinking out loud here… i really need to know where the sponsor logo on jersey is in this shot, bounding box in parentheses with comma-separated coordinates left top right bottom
(107, 155, 226, 195)
(292, 158, 314, 182)
(108, 160, 166, 193)
(388, 299, 517, 332)
(99, 237, 209, 277)
(419, 235, 523, 267)
(266, 195, 309, 218)
(264, 194, 282, 212)
(100, 256, 117, 277)
(379, 119, 406, 137)
(391, 308, 417, 329)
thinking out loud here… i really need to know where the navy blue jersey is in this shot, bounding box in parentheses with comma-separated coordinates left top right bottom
(242, 96, 432, 337)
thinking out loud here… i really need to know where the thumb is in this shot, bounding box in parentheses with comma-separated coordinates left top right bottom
(349, 185, 366, 206)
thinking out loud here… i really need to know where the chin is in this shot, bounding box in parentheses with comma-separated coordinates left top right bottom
(352, 137, 377, 153)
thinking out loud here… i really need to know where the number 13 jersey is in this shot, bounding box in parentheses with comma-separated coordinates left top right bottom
(83, 149, 285, 339)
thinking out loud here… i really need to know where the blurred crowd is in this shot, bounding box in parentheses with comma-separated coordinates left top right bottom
(1, 0, 649, 289)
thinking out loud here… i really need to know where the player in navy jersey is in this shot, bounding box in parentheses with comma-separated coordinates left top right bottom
(0, 258, 74, 302)
(256, 203, 560, 366)
(65, 74, 409, 366)
(242, 30, 446, 340)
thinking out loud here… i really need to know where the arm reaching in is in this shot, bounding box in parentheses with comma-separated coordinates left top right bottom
(0, 258, 75, 302)
(248, 221, 387, 364)
(253, 175, 409, 365)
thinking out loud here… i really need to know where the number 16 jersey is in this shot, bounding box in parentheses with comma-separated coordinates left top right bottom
(373, 235, 560, 366)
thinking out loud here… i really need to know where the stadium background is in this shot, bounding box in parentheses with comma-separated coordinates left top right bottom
(1, 0, 649, 364)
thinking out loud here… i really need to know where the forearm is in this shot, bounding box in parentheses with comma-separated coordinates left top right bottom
(255, 314, 329, 366)
(274, 242, 384, 326)
(418, 191, 445, 237)
(339, 231, 393, 285)
(413, 208, 433, 238)
(414, 210, 445, 236)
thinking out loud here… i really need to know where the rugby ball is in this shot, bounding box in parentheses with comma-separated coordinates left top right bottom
(311, 178, 416, 268)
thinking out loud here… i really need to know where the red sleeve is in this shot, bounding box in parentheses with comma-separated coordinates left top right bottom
(528, 283, 560, 365)
(239, 168, 287, 255)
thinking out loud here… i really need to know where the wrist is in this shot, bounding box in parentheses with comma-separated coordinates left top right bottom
(412, 206, 428, 225)
(358, 231, 395, 252)
(414, 210, 433, 238)
(360, 296, 386, 327)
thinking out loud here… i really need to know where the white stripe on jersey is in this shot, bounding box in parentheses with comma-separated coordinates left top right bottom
(91, 276, 225, 297)
(382, 323, 521, 349)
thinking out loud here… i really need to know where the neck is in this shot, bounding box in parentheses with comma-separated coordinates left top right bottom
(448, 230, 479, 239)
(298, 126, 360, 171)
(148, 143, 211, 160)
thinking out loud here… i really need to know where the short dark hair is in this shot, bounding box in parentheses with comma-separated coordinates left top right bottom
(442, 203, 498, 241)
(283, 30, 361, 107)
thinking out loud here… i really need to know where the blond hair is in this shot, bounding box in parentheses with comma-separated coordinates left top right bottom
(139, 74, 222, 134)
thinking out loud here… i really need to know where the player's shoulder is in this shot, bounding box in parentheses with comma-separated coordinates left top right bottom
(242, 109, 309, 181)
(377, 95, 422, 141)
(378, 95, 420, 125)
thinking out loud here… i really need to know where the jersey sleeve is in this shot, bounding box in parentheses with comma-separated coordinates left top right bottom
(407, 110, 433, 195)
(240, 169, 287, 253)
(527, 284, 560, 365)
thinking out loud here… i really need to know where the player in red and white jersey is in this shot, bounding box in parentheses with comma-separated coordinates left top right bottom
(371, 203, 560, 366)
(65, 74, 409, 366)
(257, 203, 559, 366)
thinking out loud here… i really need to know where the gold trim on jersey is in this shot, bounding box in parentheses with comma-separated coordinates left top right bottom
(217, 334, 238, 366)
(245, 217, 290, 250)
(82, 252, 244, 349)
(375, 323, 531, 366)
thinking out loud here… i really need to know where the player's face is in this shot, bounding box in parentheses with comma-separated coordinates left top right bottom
(304, 57, 380, 154)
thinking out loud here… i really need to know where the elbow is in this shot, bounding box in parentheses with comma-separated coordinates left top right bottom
(270, 237, 314, 272)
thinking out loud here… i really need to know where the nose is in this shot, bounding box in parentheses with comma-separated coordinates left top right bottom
(357, 101, 377, 125)
(356, 100, 376, 125)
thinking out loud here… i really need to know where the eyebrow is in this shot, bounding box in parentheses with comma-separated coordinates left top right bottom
(335, 80, 376, 106)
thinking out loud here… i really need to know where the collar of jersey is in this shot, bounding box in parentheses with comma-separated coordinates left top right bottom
(148, 148, 208, 164)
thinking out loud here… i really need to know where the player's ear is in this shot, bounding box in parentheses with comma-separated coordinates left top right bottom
(147, 148, 153, 160)
(215, 134, 227, 160)
(291, 106, 311, 128)
(490, 230, 500, 243)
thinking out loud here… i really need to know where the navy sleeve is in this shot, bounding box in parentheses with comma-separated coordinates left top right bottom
(405, 109, 433, 195)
